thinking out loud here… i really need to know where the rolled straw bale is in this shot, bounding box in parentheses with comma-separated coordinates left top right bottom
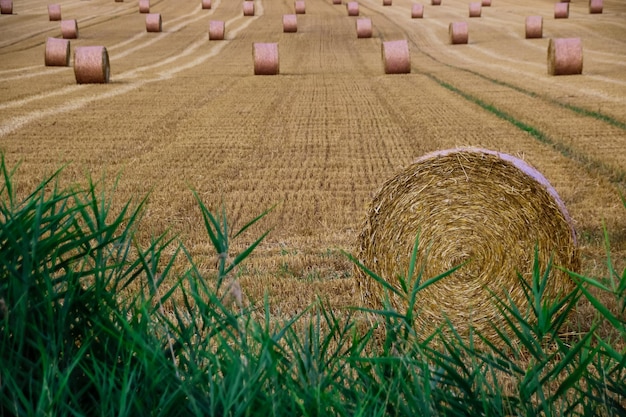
(347, 1, 359, 15)
(481, 0, 490, 6)
(356, 18, 372, 38)
(589, 0, 602, 14)
(146, 13, 162, 32)
(48, 4, 61, 21)
(202, 0, 212, 9)
(253, 43, 279, 75)
(333, 0, 342, 4)
(61, 19, 78, 39)
(554, 2, 569, 18)
(0, 0, 12, 14)
(243, 1, 254, 16)
(469, 2, 481, 17)
(411, 4, 423, 18)
(354, 148, 579, 342)
(525, 15, 543, 39)
(382, 39, 410, 74)
(449, 21, 468, 44)
(431, 0, 441, 5)
(547, 37, 582, 75)
(139, 0, 150, 13)
(294, 0, 305, 14)
(283, 14, 297, 32)
(208, 20, 225, 40)
(383, 0, 392, 6)
(45, 37, 70, 66)
(74, 46, 110, 84)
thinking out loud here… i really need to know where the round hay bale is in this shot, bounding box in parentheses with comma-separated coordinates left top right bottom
(209, 20, 225, 40)
(0, 0, 12, 14)
(548, 37, 582, 75)
(356, 18, 372, 38)
(253, 42, 279, 75)
(45, 37, 70, 67)
(74, 46, 110, 84)
(294, 0, 305, 14)
(347, 1, 359, 16)
(61, 19, 78, 39)
(382, 39, 410, 74)
(202, 0, 212, 9)
(333, 0, 342, 4)
(481, 0, 491, 6)
(243, 1, 254, 16)
(469, 2, 481, 17)
(139, 0, 150, 13)
(411, 4, 424, 18)
(146, 13, 162, 32)
(589, 0, 602, 14)
(48, 4, 61, 21)
(431, 0, 441, 5)
(554, 2, 569, 18)
(525, 15, 543, 39)
(449, 22, 468, 44)
(383, 0, 392, 6)
(283, 14, 297, 32)
(355, 148, 579, 342)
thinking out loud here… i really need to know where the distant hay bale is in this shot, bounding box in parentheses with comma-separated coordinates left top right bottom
(0, 0, 11, 13)
(243, 1, 254, 16)
(589, 0, 602, 14)
(294, 0, 305, 14)
(469, 2, 481, 17)
(347, 1, 359, 16)
(61, 20, 78, 39)
(202, 0, 212, 9)
(525, 15, 543, 39)
(554, 2, 569, 18)
(411, 4, 423, 18)
(139, 0, 150, 13)
(449, 22, 468, 44)
(74, 46, 110, 84)
(253, 42, 279, 75)
(356, 18, 372, 38)
(283, 14, 297, 32)
(548, 37, 582, 75)
(382, 40, 410, 74)
(48, 4, 61, 21)
(383, 0, 392, 6)
(355, 148, 579, 342)
(146, 13, 162, 32)
(431, 0, 441, 5)
(209, 20, 225, 40)
(333, 0, 342, 4)
(481, 0, 491, 6)
(45, 37, 70, 66)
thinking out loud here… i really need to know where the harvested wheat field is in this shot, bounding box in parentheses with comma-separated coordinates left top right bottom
(1, 0, 625, 331)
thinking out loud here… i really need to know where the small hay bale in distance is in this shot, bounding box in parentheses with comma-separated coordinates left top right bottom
(449, 21, 468, 44)
(347, 1, 359, 16)
(45, 37, 70, 67)
(333, 0, 342, 4)
(589, 0, 602, 14)
(548, 37, 582, 75)
(283, 14, 297, 32)
(469, 2, 481, 17)
(382, 39, 410, 74)
(383, 0, 392, 6)
(431, 0, 441, 5)
(146, 13, 162, 32)
(243, 1, 254, 16)
(48, 4, 61, 21)
(294, 0, 305, 14)
(0, 0, 12, 14)
(139, 0, 150, 13)
(202, 0, 212, 9)
(525, 15, 543, 39)
(208, 20, 225, 40)
(74, 46, 110, 84)
(356, 18, 372, 38)
(481, 0, 491, 6)
(411, 4, 424, 18)
(61, 19, 78, 39)
(354, 148, 579, 343)
(554, 2, 569, 18)
(253, 43, 279, 75)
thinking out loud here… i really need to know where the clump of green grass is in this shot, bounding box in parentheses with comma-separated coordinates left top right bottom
(0, 156, 624, 416)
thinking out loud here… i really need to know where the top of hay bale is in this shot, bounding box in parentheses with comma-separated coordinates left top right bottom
(355, 147, 579, 343)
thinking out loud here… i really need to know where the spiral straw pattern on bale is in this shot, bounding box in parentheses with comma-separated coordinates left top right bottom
(589, 0, 602, 14)
(202, 0, 212, 9)
(554, 2, 569, 18)
(355, 148, 579, 342)
(74, 46, 110, 84)
(139, 0, 150, 13)
(356, 18, 372, 38)
(548, 38, 583, 75)
(48, 4, 61, 21)
(411, 4, 423, 18)
(525, 15, 543, 39)
(0, 0, 12, 14)
(45, 37, 70, 67)
(449, 22, 468, 44)
(61, 19, 78, 39)
(283, 14, 297, 32)
(209, 20, 225, 40)
(382, 40, 410, 74)
(253, 43, 279, 75)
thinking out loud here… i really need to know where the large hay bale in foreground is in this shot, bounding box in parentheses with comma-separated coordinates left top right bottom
(355, 148, 579, 342)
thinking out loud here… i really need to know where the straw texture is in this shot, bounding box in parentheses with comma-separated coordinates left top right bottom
(202, 0, 212, 9)
(525, 15, 542, 39)
(139, 0, 150, 13)
(411, 4, 423, 18)
(283, 14, 297, 33)
(382, 40, 410, 74)
(0, 0, 12, 14)
(253, 43, 279, 75)
(554, 2, 569, 18)
(355, 148, 579, 342)
(45, 37, 70, 67)
(449, 22, 468, 44)
(61, 19, 78, 39)
(243, 1, 254, 16)
(209, 20, 225, 40)
(469, 2, 481, 17)
(589, 0, 602, 14)
(74, 46, 110, 84)
(146, 13, 162, 32)
(48, 4, 61, 21)
(548, 38, 583, 75)
(347, 1, 359, 16)
(356, 18, 372, 38)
